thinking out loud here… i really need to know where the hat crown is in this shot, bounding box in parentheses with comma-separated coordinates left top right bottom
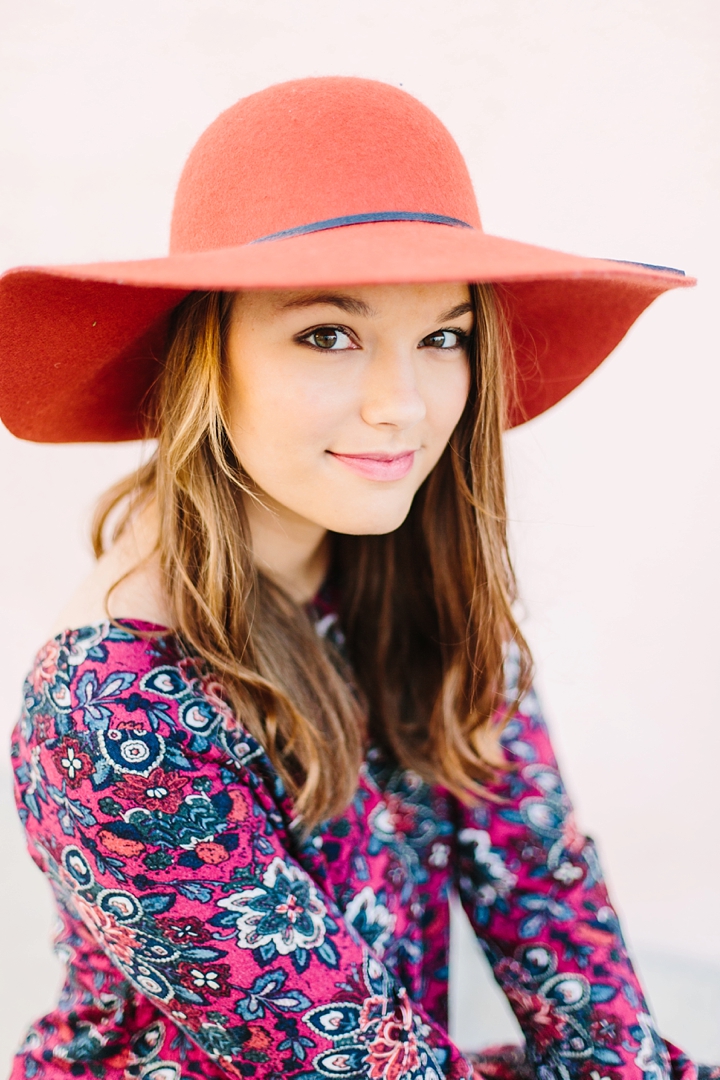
(170, 77, 481, 254)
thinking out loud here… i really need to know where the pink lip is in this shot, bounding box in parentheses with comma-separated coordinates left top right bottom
(329, 451, 416, 481)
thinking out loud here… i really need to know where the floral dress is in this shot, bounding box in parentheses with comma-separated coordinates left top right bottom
(10, 607, 718, 1080)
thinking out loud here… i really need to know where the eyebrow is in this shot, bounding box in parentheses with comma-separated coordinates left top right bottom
(277, 293, 377, 317)
(277, 293, 474, 323)
(437, 301, 473, 322)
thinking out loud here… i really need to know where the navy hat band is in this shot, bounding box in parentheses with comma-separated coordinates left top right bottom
(251, 211, 474, 245)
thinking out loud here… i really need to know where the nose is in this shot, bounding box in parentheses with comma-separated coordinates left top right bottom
(359, 344, 426, 430)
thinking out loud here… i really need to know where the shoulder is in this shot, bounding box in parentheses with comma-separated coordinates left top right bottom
(14, 627, 296, 897)
(25, 621, 181, 726)
(21, 621, 266, 781)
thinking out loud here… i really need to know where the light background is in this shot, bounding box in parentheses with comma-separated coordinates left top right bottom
(1, 0, 719, 1071)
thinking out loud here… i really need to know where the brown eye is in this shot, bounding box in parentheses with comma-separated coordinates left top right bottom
(312, 328, 339, 349)
(302, 327, 356, 351)
(420, 330, 464, 349)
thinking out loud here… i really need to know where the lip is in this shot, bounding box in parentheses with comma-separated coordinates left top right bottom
(328, 450, 417, 481)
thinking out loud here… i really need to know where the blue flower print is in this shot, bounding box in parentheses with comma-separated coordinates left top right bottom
(216, 857, 339, 969)
(343, 886, 396, 958)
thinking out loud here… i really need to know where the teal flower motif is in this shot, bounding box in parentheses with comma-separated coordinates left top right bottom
(218, 857, 329, 957)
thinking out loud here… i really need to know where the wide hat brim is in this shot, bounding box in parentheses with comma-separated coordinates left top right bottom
(0, 219, 693, 442)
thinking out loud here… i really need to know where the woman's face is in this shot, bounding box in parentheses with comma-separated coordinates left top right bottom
(225, 282, 473, 536)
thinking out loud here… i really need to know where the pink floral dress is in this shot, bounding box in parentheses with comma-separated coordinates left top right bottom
(10, 606, 718, 1080)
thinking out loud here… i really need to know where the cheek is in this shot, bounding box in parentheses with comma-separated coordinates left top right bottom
(227, 365, 345, 480)
(424, 359, 472, 447)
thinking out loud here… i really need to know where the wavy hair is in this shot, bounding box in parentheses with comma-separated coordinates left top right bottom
(93, 285, 532, 830)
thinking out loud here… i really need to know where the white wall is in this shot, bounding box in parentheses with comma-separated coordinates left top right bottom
(1, 0, 718, 1069)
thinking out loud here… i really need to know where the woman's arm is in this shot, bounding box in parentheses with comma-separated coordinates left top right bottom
(13, 626, 474, 1080)
(453, 667, 701, 1080)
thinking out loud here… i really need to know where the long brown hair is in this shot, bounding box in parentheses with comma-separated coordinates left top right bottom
(93, 285, 532, 829)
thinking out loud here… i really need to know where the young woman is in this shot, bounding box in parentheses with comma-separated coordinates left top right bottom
(2, 77, 714, 1080)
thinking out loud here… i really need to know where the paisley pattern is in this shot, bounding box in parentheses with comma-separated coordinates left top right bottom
(9, 615, 718, 1080)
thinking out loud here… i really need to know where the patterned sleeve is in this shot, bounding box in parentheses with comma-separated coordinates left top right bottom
(13, 624, 474, 1080)
(452, 659, 711, 1080)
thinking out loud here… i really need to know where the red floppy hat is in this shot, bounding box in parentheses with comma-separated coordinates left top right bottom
(0, 76, 694, 442)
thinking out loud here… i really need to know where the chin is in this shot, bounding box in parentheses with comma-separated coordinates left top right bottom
(322, 497, 415, 537)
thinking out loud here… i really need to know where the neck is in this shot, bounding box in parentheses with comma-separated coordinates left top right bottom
(243, 491, 330, 604)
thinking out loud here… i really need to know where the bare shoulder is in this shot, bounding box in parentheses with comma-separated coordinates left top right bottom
(50, 509, 171, 637)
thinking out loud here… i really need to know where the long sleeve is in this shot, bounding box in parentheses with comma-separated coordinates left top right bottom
(453, 660, 701, 1080)
(12, 624, 475, 1080)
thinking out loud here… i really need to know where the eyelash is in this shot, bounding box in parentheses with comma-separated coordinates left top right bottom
(421, 327, 470, 350)
(297, 325, 470, 351)
(297, 325, 358, 351)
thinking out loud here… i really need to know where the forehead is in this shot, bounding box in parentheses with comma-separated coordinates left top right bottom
(232, 282, 472, 322)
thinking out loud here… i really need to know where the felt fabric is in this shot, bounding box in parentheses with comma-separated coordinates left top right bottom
(0, 76, 694, 443)
(170, 78, 483, 253)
